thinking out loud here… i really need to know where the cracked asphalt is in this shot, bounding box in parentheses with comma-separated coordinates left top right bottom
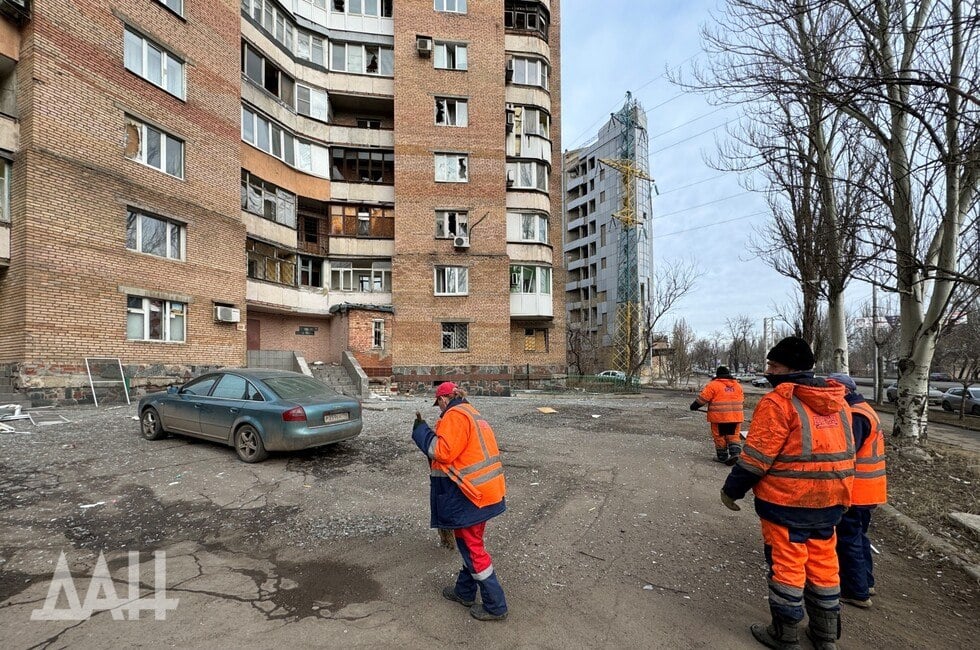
(0, 391, 977, 649)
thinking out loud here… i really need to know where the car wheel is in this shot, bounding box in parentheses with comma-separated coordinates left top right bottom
(235, 424, 268, 463)
(887, 394, 896, 403)
(942, 401, 953, 412)
(140, 407, 167, 440)
(972, 404, 980, 416)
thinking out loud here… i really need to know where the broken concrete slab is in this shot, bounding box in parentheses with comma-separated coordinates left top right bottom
(948, 512, 980, 538)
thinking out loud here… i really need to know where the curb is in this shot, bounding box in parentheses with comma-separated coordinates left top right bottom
(879, 504, 980, 581)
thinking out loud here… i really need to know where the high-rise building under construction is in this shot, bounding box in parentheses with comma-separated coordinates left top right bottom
(563, 95, 654, 374)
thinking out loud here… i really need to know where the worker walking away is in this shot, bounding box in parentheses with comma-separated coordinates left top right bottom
(412, 381, 509, 621)
(827, 373, 886, 609)
(691, 366, 745, 464)
(720, 337, 854, 650)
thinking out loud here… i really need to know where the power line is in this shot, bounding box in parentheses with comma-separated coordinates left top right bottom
(656, 173, 726, 195)
(653, 191, 753, 220)
(654, 118, 737, 152)
(650, 106, 727, 139)
(653, 211, 766, 239)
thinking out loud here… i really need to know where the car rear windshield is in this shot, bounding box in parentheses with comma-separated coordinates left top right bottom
(263, 376, 337, 400)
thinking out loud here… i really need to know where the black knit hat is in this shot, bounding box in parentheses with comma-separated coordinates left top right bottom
(715, 366, 732, 378)
(767, 336, 815, 371)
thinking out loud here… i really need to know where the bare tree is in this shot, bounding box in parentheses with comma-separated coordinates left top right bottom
(663, 319, 696, 387)
(725, 315, 755, 373)
(631, 259, 702, 381)
(566, 324, 600, 376)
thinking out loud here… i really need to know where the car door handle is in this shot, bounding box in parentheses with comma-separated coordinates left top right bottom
(229, 408, 238, 413)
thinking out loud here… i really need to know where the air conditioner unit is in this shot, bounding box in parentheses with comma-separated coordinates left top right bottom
(416, 36, 433, 56)
(505, 108, 516, 133)
(453, 236, 470, 249)
(215, 306, 241, 323)
(505, 59, 514, 82)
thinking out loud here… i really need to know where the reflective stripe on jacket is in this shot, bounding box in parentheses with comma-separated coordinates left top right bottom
(848, 400, 887, 505)
(430, 403, 506, 508)
(738, 382, 855, 509)
(699, 378, 745, 423)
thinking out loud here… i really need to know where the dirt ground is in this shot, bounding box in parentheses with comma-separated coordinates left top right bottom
(0, 389, 977, 649)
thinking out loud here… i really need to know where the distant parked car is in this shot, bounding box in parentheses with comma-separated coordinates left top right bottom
(886, 382, 944, 405)
(597, 370, 627, 381)
(138, 369, 362, 463)
(751, 376, 770, 388)
(940, 387, 980, 415)
(929, 371, 954, 382)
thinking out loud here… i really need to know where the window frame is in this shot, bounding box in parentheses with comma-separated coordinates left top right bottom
(298, 255, 323, 287)
(126, 209, 186, 261)
(125, 116, 184, 179)
(434, 41, 468, 71)
(434, 153, 469, 183)
(510, 55, 549, 89)
(434, 97, 468, 127)
(507, 160, 549, 191)
(509, 264, 552, 295)
(126, 295, 186, 343)
(156, 0, 184, 17)
(435, 210, 468, 238)
(441, 322, 469, 351)
(434, 0, 466, 13)
(0, 159, 9, 224)
(434, 266, 469, 296)
(296, 83, 329, 122)
(124, 28, 185, 99)
(372, 319, 384, 349)
(329, 42, 394, 76)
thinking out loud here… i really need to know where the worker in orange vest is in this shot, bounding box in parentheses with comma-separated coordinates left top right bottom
(412, 381, 508, 621)
(827, 373, 886, 610)
(691, 366, 745, 464)
(721, 337, 854, 650)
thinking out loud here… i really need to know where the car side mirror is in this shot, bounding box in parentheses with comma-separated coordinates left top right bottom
(167, 385, 179, 395)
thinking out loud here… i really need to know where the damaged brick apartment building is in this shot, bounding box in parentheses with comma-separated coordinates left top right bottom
(0, 0, 564, 402)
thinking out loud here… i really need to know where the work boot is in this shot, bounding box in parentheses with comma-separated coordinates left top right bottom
(805, 607, 841, 650)
(442, 586, 474, 608)
(469, 604, 508, 621)
(749, 620, 802, 650)
(725, 443, 741, 466)
(840, 595, 872, 609)
(714, 449, 730, 464)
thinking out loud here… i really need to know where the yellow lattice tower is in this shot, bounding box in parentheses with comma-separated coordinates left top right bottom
(599, 157, 653, 374)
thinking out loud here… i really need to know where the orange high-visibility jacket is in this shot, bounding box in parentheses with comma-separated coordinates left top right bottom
(698, 378, 745, 423)
(849, 401, 887, 506)
(739, 382, 855, 509)
(431, 403, 506, 508)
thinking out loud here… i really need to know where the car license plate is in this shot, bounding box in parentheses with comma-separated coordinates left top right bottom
(324, 412, 349, 424)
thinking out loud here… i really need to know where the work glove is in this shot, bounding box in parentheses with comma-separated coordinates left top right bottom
(690, 400, 702, 411)
(414, 411, 425, 427)
(720, 489, 741, 511)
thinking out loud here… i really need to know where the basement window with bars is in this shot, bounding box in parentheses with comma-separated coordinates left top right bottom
(441, 322, 468, 351)
(125, 116, 184, 178)
(127, 296, 185, 342)
(126, 209, 184, 260)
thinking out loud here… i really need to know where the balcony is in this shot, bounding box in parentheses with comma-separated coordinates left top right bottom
(247, 279, 329, 315)
(0, 221, 9, 266)
(510, 292, 553, 319)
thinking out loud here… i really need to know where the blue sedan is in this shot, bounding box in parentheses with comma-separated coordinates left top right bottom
(138, 369, 362, 462)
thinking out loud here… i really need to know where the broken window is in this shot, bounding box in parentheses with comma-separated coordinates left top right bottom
(435, 153, 469, 182)
(125, 116, 183, 178)
(298, 256, 322, 287)
(330, 42, 394, 76)
(331, 148, 394, 184)
(435, 210, 468, 238)
(435, 97, 468, 127)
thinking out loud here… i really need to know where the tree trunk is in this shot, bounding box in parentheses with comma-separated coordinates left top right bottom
(827, 290, 848, 373)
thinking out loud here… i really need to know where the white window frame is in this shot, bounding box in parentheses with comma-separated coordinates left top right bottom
(510, 211, 548, 243)
(126, 209, 185, 260)
(441, 322, 468, 351)
(435, 210, 468, 238)
(434, 42, 467, 70)
(297, 256, 323, 287)
(0, 160, 9, 224)
(125, 116, 184, 179)
(294, 31, 326, 66)
(156, 0, 183, 16)
(127, 296, 186, 342)
(434, 266, 469, 295)
(123, 28, 185, 99)
(510, 265, 552, 295)
(507, 161, 548, 190)
(372, 319, 384, 348)
(296, 83, 330, 121)
(435, 153, 469, 183)
(435, 97, 468, 127)
(511, 56, 548, 89)
(344, 0, 391, 16)
(242, 106, 329, 177)
(434, 0, 466, 13)
(330, 42, 394, 76)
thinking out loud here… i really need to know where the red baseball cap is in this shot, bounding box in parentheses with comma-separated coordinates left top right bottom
(433, 381, 457, 405)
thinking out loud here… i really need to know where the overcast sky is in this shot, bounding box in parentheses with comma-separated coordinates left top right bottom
(560, 0, 812, 339)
